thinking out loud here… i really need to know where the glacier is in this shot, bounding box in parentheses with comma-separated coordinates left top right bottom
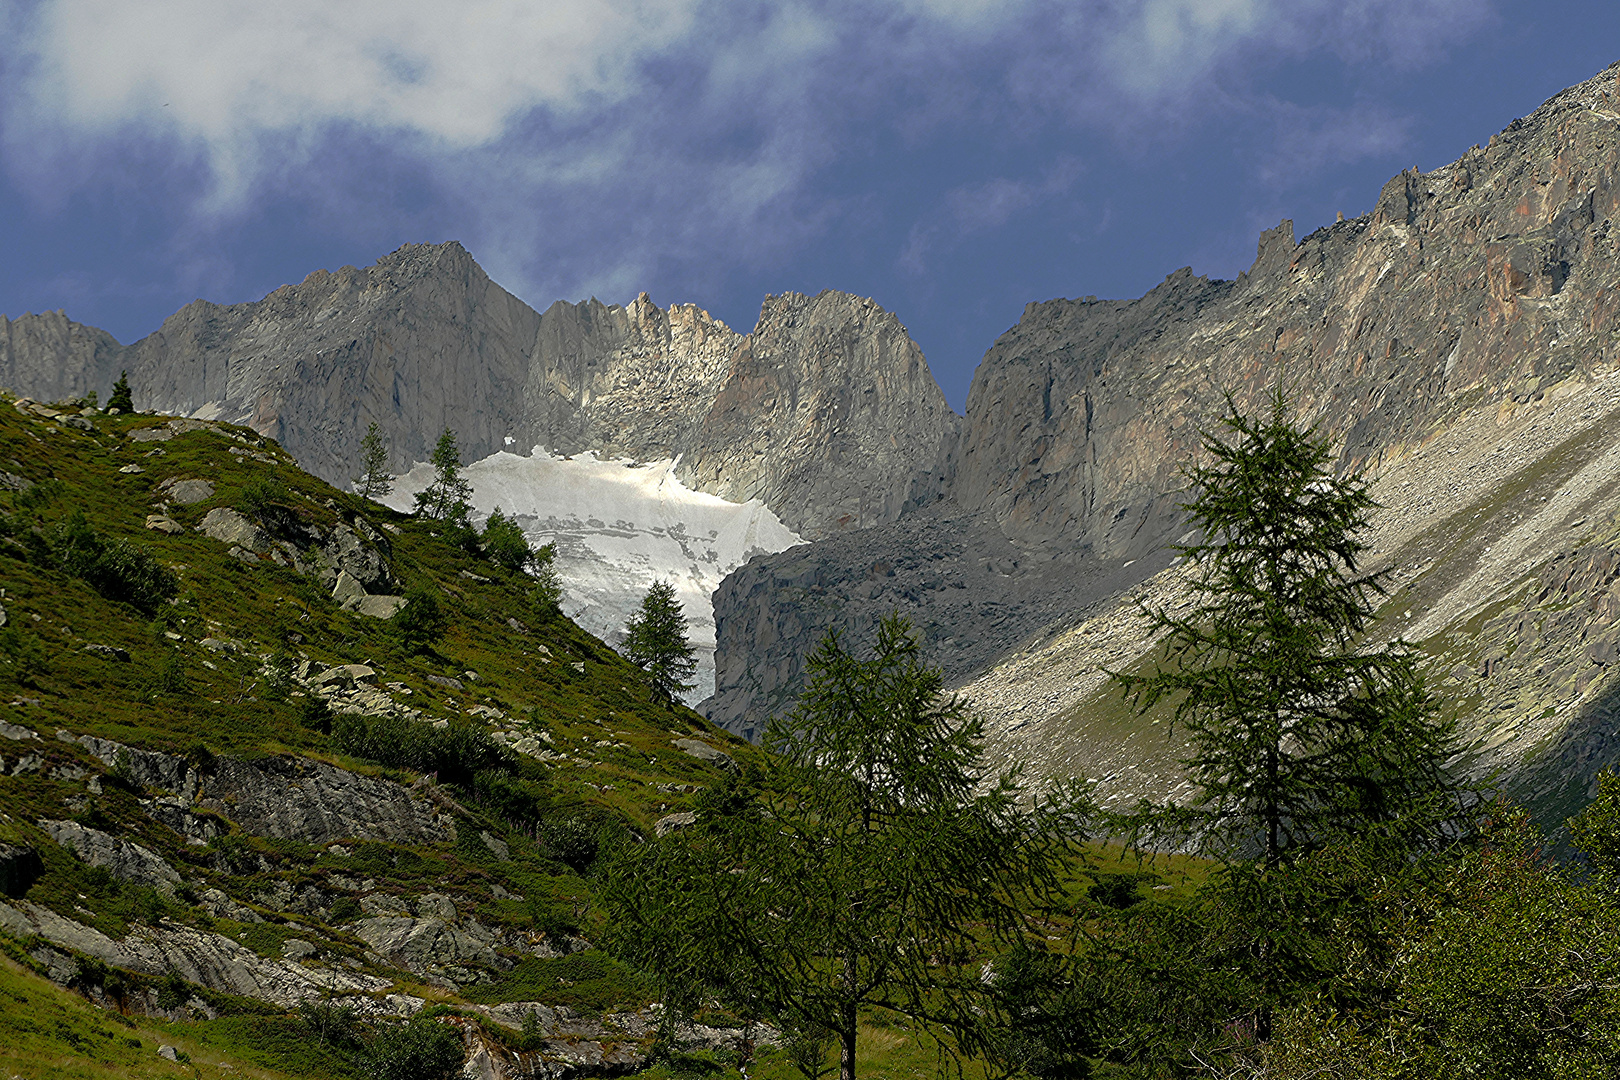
(382, 448, 803, 703)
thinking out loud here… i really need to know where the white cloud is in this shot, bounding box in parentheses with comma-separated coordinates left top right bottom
(0, 0, 1494, 303)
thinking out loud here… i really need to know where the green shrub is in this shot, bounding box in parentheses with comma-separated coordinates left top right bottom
(332, 714, 516, 788)
(528, 543, 564, 620)
(299, 695, 334, 734)
(360, 1016, 463, 1080)
(392, 587, 447, 653)
(480, 508, 534, 572)
(328, 896, 363, 923)
(238, 477, 292, 524)
(0, 626, 47, 685)
(45, 510, 177, 613)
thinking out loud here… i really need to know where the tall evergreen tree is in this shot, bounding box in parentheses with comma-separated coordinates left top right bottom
(413, 428, 472, 524)
(621, 580, 697, 702)
(106, 371, 134, 413)
(600, 615, 1092, 1080)
(1117, 391, 1461, 868)
(354, 421, 394, 500)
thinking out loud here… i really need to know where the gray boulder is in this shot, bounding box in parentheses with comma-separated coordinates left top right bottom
(158, 477, 215, 505)
(672, 738, 734, 770)
(353, 916, 506, 977)
(37, 819, 181, 891)
(197, 507, 272, 554)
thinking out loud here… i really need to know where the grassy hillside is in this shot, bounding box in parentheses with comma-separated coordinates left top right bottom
(0, 396, 769, 1074)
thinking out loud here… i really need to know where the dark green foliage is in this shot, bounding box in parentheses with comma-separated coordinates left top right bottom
(621, 579, 696, 703)
(354, 421, 394, 501)
(392, 587, 448, 652)
(536, 809, 623, 873)
(44, 510, 178, 613)
(331, 713, 516, 787)
(298, 694, 333, 734)
(1086, 872, 1146, 910)
(1257, 804, 1620, 1078)
(106, 371, 134, 413)
(601, 614, 1092, 1079)
(327, 896, 363, 923)
(412, 429, 472, 524)
(156, 969, 191, 1009)
(779, 1013, 835, 1080)
(360, 1016, 463, 1080)
(298, 996, 359, 1049)
(527, 543, 564, 619)
(480, 507, 534, 572)
(1117, 392, 1464, 867)
(239, 476, 293, 526)
(986, 941, 1094, 1080)
(466, 950, 651, 1011)
(0, 625, 47, 684)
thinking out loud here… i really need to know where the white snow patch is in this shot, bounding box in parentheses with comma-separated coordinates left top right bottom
(381, 449, 802, 703)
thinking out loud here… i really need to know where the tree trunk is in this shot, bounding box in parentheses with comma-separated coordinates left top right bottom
(840, 947, 859, 1080)
(839, 1004, 857, 1080)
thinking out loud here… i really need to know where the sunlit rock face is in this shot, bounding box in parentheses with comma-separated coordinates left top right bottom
(385, 448, 802, 704)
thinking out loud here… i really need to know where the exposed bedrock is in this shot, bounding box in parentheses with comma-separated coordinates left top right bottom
(709, 63, 1620, 739)
(701, 502, 1171, 739)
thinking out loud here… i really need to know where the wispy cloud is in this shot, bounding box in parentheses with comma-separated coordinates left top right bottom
(0, 0, 1495, 306)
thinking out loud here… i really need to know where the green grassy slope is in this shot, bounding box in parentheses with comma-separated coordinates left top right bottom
(0, 397, 759, 1071)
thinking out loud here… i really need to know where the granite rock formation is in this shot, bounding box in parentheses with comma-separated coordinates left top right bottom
(1, 254, 955, 541)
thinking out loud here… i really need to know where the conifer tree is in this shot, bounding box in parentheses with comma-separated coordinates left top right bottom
(354, 421, 394, 500)
(413, 428, 472, 524)
(1117, 390, 1461, 867)
(106, 371, 134, 413)
(600, 615, 1093, 1080)
(621, 580, 697, 703)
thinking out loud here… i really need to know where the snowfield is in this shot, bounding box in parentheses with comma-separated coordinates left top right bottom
(382, 448, 803, 703)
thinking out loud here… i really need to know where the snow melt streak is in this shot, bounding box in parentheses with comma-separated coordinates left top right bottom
(383, 449, 802, 704)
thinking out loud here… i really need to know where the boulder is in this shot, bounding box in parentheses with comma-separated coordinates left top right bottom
(158, 476, 214, 505)
(201, 755, 452, 846)
(331, 570, 368, 610)
(37, 819, 181, 891)
(353, 916, 506, 977)
(82, 644, 130, 662)
(353, 594, 406, 619)
(672, 738, 735, 770)
(654, 812, 696, 838)
(197, 507, 272, 554)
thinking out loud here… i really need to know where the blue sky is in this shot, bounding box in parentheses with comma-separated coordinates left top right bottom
(1, 0, 1616, 411)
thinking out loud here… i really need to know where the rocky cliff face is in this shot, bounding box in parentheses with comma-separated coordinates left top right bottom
(0, 310, 122, 405)
(706, 63, 1620, 792)
(4, 246, 955, 542)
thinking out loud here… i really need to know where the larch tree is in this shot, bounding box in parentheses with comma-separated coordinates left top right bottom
(621, 580, 697, 703)
(413, 428, 473, 525)
(354, 421, 394, 500)
(600, 614, 1094, 1080)
(1115, 390, 1461, 868)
